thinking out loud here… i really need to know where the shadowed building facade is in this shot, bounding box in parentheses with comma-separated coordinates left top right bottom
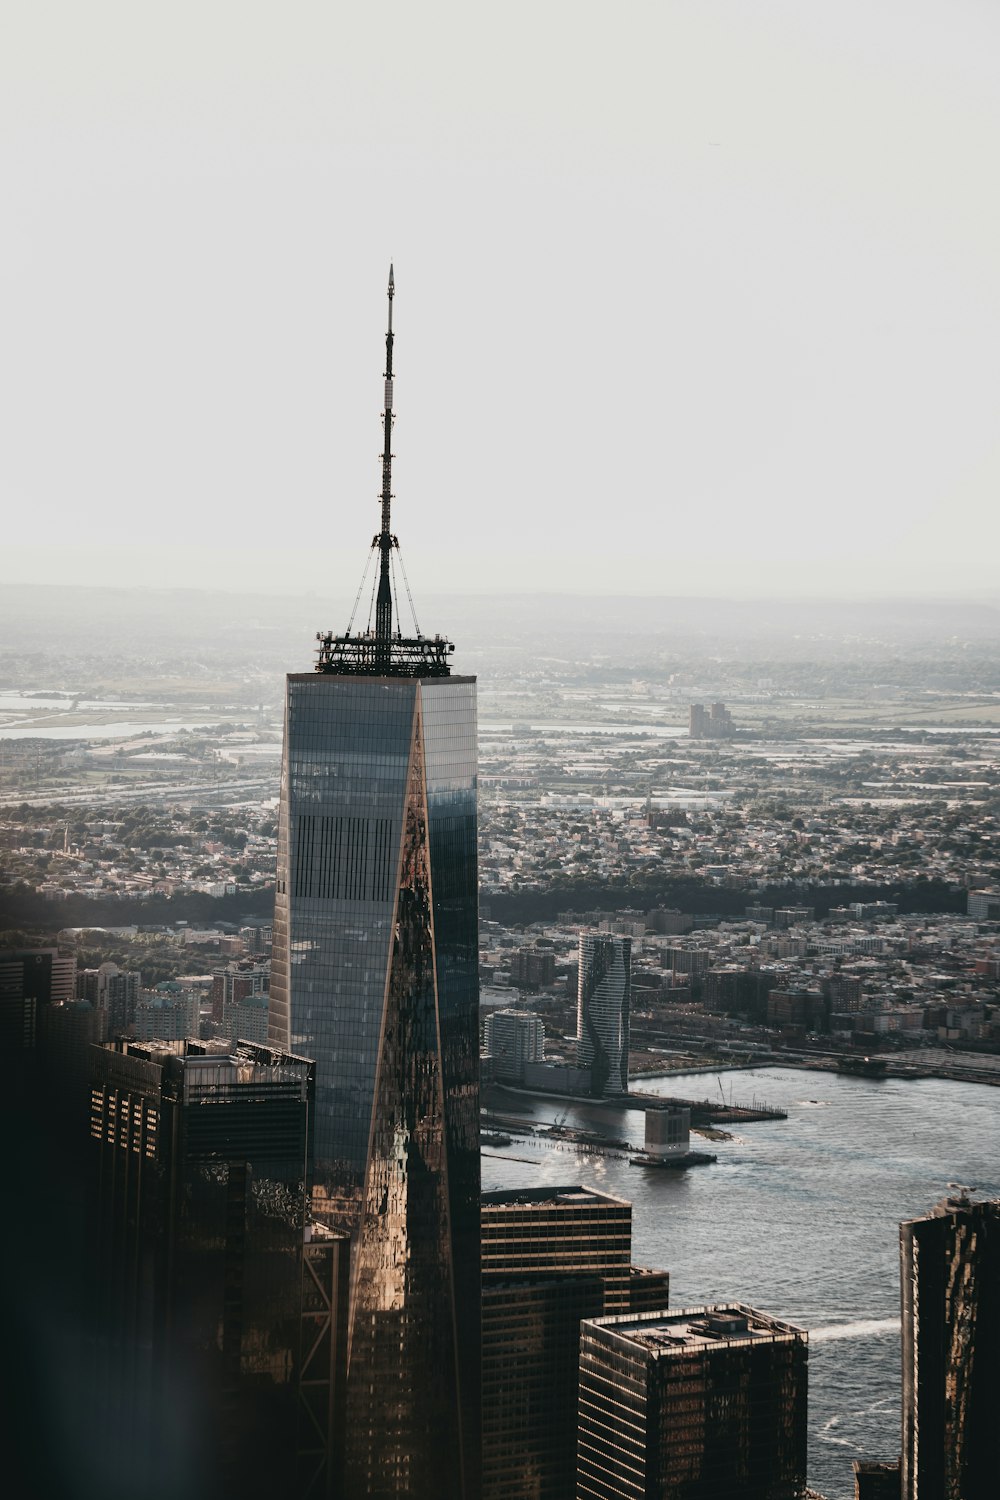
(268, 269, 480, 1499)
(900, 1193, 1000, 1500)
(578, 1304, 808, 1500)
(481, 1186, 669, 1500)
(88, 1039, 329, 1500)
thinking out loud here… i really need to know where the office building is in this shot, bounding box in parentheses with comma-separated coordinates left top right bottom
(241, 923, 273, 955)
(666, 944, 711, 975)
(967, 888, 1000, 920)
(89, 1038, 326, 1500)
(134, 988, 201, 1040)
(77, 961, 141, 1034)
(0, 947, 76, 1049)
(37, 999, 105, 1124)
(222, 988, 269, 1045)
(852, 1461, 900, 1500)
(482, 1185, 636, 1311)
(481, 1186, 668, 1500)
(268, 269, 480, 1499)
(483, 1273, 603, 1500)
(689, 702, 734, 739)
(628, 1264, 673, 1313)
(643, 1105, 691, 1158)
(510, 948, 556, 988)
(774, 906, 815, 928)
(576, 933, 631, 1096)
(210, 956, 269, 1024)
(578, 1304, 808, 1500)
(900, 1192, 1000, 1500)
(483, 1007, 545, 1081)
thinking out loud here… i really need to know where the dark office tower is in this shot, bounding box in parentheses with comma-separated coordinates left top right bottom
(268, 268, 480, 1500)
(852, 1460, 901, 1500)
(482, 1186, 635, 1311)
(0, 946, 75, 1048)
(79, 961, 142, 1033)
(38, 998, 105, 1124)
(578, 1305, 808, 1500)
(576, 933, 631, 1096)
(481, 1187, 668, 1500)
(900, 1192, 1000, 1500)
(89, 1039, 324, 1500)
(0, 948, 87, 1500)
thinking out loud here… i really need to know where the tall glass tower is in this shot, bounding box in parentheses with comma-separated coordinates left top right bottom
(268, 269, 480, 1499)
(576, 933, 631, 1096)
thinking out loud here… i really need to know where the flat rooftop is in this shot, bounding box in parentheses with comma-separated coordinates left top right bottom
(482, 1185, 631, 1209)
(589, 1303, 805, 1353)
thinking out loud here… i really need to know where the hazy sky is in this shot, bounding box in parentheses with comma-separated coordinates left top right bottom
(4, 2, 1000, 603)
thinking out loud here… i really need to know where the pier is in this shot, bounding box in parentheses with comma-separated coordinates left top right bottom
(631, 1092, 788, 1124)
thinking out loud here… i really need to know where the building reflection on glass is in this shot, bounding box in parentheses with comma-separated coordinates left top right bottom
(269, 675, 481, 1499)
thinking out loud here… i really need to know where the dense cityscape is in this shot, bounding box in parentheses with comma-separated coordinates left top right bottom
(3, 277, 1000, 1500)
(10, 0, 1000, 1494)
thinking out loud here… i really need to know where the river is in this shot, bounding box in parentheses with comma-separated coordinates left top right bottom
(481, 1065, 1000, 1499)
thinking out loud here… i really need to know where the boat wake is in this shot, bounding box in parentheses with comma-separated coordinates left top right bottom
(811, 1318, 900, 1343)
(816, 1415, 853, 1448)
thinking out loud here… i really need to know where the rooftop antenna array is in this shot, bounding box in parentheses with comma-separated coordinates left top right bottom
(316, 267, 454, 678)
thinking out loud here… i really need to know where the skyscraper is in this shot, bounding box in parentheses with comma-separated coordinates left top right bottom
(89, 1038, 323, 1500)
(268, 269, 480, 1499)
(900, 1191, 1000, 1500)
(576, 932, 631, 1096)
(78, 960, 141, 1034)
(481, 1186, 669, 1500)
(0, 946, 76, 1049)
(578, 1305, 808, 1500)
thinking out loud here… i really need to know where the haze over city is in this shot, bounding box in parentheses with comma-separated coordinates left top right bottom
(5, 0, 1000, 600)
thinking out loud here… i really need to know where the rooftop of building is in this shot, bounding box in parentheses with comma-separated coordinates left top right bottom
(482, 1184, 631, 1210)
(903, 1191, 1000, 1225)
(97, 1037, 315, 1092)
(587, 1303, 805, 1353)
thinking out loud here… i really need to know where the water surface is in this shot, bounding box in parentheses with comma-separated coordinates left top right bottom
(482, 1066, 1000, 1499)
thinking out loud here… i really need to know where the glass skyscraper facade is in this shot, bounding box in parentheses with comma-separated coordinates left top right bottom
(267, 269, 481, 1497)
(269, 673, 481, 1499)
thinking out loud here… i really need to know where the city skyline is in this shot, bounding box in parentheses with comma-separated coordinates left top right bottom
(5, 2, 1000, 1484)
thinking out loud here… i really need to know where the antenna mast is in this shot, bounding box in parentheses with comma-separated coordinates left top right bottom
(315, 266, 455, 677)
(374, 264, 396, 671)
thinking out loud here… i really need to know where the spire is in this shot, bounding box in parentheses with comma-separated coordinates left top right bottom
(374, 265, 396, 670)
(315, 268, 455, 678)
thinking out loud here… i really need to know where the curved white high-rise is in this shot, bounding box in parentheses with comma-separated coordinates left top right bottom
(576, 934, 631, 1096)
